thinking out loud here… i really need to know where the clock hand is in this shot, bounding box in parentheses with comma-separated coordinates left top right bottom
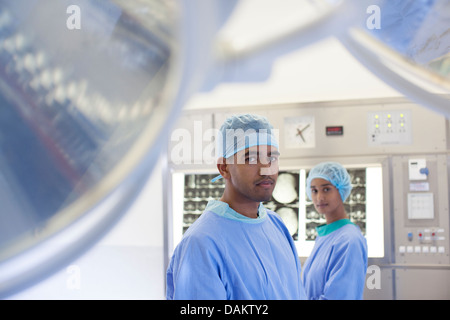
(296, 128, 305, 142)
(296, 124, 310, 142)
(301, 124, 310, 132)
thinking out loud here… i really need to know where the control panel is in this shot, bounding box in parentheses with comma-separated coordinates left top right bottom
(367, 110, 412, 146)
(393, 155, 449, 265)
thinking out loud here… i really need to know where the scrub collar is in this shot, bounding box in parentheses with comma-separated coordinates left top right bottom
(205, 200, 267, 224)
(316, 219, 354, 237)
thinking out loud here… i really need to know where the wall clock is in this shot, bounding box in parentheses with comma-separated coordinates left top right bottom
(284, 115, 316, 149)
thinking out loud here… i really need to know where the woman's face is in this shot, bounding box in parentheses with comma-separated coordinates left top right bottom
(309, 178, 345, 221)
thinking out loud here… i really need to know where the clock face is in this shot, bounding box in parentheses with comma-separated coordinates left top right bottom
(284, 115, 316, 149)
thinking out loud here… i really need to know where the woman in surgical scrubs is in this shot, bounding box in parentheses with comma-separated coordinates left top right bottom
(301, 162, 368, 300)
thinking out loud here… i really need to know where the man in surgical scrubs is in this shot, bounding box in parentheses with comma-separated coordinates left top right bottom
(166, 114, 306, 300)
(302, 162, 368, 300)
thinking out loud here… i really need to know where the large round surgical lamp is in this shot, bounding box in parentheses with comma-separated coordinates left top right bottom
(0, 0, 230, 297)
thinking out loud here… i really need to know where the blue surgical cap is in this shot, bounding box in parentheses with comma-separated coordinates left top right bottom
(306, 162, 353, 202)
(212, 114, 279, 182)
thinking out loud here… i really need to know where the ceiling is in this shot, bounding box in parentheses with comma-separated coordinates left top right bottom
(185, 0, 403, 110)
(186, 37, 403, 110)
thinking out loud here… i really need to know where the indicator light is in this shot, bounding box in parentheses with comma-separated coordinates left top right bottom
(407, 232, 413, 241)
(418, 231, 424, 243)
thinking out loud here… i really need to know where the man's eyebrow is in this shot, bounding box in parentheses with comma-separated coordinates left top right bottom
(243, 149, 281, 157)
(244, 150, 258, 157)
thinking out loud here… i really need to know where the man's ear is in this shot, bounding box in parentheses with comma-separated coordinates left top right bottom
(217, 157, 230, 179)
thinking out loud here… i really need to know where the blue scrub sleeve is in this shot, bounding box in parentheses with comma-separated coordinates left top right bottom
(166, 235, 227, 300)
(320, 237, 367, 300)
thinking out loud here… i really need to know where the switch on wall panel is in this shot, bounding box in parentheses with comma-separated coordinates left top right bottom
(367, 110, 412, 146)
(408, 159, 428, 180)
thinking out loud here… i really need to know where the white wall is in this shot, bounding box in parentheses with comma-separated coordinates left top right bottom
(9, 158, 166, 300)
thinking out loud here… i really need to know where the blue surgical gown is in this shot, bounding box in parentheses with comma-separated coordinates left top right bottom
(301, 219, 368, 300)
(166, 200, 307, 300)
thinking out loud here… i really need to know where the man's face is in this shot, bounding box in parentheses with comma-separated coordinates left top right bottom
(226, 145, 280, 203)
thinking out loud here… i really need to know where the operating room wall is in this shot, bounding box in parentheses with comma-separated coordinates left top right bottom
(167, 97, 450, 300)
